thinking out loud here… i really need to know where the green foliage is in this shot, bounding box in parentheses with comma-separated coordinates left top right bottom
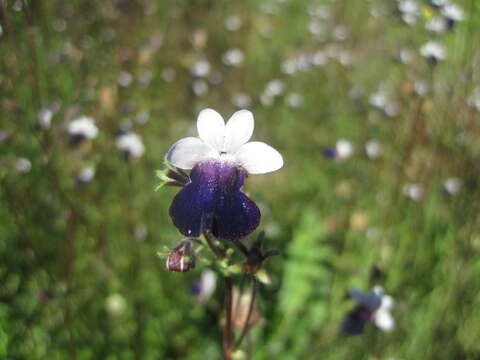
(1, 0, 480, 359)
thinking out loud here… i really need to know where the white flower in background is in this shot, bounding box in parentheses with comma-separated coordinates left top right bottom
(343, 286, 395, 334)
(385, 102, 400, 117)
(444, 177, 462, 195)
(231, 92, 252, 108)
(260, 92, 275, 107)
(442, 3, 465, 22)
(370, 91, 388, 109)
(224, 15, 242, 31)
(190, 269, 217, 304)
(191, 59, 211, 78)
(281, 59, 298, 75)
(372, 286, 396, 331)
(312, 51, 327, 66)
(37, 108, 53, 130)
(431, 0, 448, 7)
(398, 0, 420, 25)
(467, 87, 480, 110)
(15, 158, 31, 173)
(76, 166, 95, 184)
(265, 79, 285, 97)
(365, 139, 382, 159)
(414, 80, 429, 96)
(116, 132, 145, 160)
(285, 93, 304, 108)
(308, 21, 324, 37)
(398, 0, 418, 14)
(336, 139, 353, 160)
(67, 116, 98, 140)
(399, 48, 414, 64)
(426, 17, 448, 33)
(333, 24, 348, 40)
(403, 183, 425, 201)
(105, 293, 127, 316)
(420, 41, 446, 64)
(222, 48, 245, 67)
(118, 71, 133, 87)
(192, 79, 209, 97)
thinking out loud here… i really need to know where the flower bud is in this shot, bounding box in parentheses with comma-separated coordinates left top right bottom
(166, 239, 196, 272)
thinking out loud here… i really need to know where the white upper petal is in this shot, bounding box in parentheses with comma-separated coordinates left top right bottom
(197, 108, 225, 151)
(167, 137, 217, 170)
(235, 141, 283, 174)
(224, 110, 254, 153)
(374, 309, 395, 332)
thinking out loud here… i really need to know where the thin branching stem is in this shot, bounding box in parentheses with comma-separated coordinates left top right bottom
(233, 276, 257, 351)
(223, 276, 234, 360)
(203, 230, 226, 259)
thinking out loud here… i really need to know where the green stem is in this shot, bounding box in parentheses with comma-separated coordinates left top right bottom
(223, 276, 234, 360)
(233, 277, 257, 351)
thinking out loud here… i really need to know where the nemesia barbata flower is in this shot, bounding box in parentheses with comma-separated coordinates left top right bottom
(105, 293, 127, 316)
(37, 108, 53, 130)
(403, 183, 425, 201)
(76, 166, 95, 186)
(444, 177, 461, 196)
(166, 108, 283, 241)
(15, 157, 31, 173)
(67, 116, 98, 144)
(189, 269, 217, 304)
(420, 41, 446, 65)
(116, 132, 145, 160)
(342, 286, 395, 335)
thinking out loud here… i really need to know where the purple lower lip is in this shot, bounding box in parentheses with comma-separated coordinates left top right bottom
(169, 160, 260, 241)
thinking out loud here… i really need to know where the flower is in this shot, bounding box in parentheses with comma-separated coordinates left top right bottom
(342, 286, 395, 335)
(166, 239, 196, 272)
(166, 108, 283, 241)
(420, 41, 446, 65)
(444, 177, 461, 195)
(67, 116, 98, 144)
(76, 166, 95, 185)
(15, 158, 31, 173)
(116, 132, 145, 160)
(222, 48, 245, 67)
(37, 108, 53, 130)
(189, 269, 217, 304)
(105, 293, 127, 316)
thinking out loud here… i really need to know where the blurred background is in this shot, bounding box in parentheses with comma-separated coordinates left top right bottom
(1, 0, 480, 359)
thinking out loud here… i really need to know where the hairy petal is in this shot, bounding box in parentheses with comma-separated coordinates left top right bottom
(235, 141, 284, 174)
(224, 110, 254, 153)
(167, 137, 217, 170)
(197, 108, 225, 150)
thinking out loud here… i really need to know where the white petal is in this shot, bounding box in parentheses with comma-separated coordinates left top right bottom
(374, 310, 395, 332)
(235, 141, 283, 174)
(224, 110, 254, 153)
(167, 137, 216, 169)
(381, 295, 395, 310)
(197, 108, 225, 150)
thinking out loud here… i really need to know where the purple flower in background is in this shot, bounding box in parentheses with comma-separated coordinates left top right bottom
(342, 286, 395, 335)
(166, 108, 283, 241)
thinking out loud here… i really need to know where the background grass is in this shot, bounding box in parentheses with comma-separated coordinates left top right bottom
(1, 0, 480, 359)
